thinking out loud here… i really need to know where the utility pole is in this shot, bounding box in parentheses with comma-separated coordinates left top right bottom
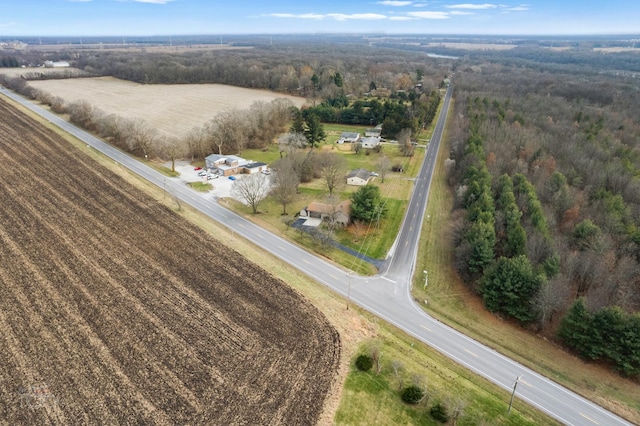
(507, 375, 521, 414)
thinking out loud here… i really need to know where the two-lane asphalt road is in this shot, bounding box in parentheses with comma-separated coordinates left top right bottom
(1, 86, 633, 425)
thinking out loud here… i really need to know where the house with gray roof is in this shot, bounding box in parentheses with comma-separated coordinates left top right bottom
(347, 168, 373, 186)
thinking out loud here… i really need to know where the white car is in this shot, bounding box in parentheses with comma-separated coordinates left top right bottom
(198, 170, 208, 176)
(207, 173, 218, 180)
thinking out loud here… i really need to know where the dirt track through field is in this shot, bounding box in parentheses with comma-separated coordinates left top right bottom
(0, 97, 339, 424)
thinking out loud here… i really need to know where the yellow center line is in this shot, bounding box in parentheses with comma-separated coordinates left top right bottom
(579, 413, 599, 425)
(464, 349, 478, 358)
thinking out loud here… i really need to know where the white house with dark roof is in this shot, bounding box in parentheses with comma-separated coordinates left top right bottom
(337, 132, 360, 144)
(360, 136, 381, 149)
(347, 168, 373, 186)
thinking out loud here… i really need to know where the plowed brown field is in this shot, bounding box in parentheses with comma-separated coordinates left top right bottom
(0, 97, 340, 424)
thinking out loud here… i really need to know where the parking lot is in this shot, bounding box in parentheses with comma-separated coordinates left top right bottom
(167, 161, 239, 200)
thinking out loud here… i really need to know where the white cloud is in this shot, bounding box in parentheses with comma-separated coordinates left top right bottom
(327, 13, 387, 21)
(449, 10, 474, 15)
(377, 1, 413, 5)
(268, 13, 387, 21)
(268, 13, 325, 20)
(0, 22, 17, 28)
(389, 16, 416, 21)
(503, 4, 529, 11)
(446, 3, 497, 9)
(407, 11, 450, 19)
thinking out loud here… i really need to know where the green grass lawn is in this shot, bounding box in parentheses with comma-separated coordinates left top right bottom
(334, 322, 559, 426)
(186, 181, 213, 192)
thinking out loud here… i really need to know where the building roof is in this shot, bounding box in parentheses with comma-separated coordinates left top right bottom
(347, 168, 372, 181)
(361, 136, 380, 146)
(340, 132, 360, 139)
(307, 200, 351, 215)
(205, 154, 248, 169)
(243, 161, 267, 169)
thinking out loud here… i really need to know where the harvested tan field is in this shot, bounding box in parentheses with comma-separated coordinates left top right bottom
(0, 96, 339, 424)
(27, 77, 308, 138)
(426, 42, 517, 50)
(593, 47, 640, 53)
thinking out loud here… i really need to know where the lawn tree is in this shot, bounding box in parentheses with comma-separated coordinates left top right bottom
(270, 160, 299, 215)
(126, 119, 157, 159)
(277, 132, 307, 158)
(303, 112, 326, 148)
(377, 155, 390, 183)
(350, 184, 387, 223)
(318, 151, 347, 195)
(290, 150, 317, 185)
(231, 173, 271, 214)
(397, 128, 414, 157)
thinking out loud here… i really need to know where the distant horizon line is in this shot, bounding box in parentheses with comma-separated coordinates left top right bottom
(2, 33, 640, 40)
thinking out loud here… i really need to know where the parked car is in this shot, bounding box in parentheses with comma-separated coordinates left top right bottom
(371, 172, 379, 177)
(207, 173, 218, 179)
(228, 176, 236, 181)
(194, 166, 202, 171)
(261, 169, 271, 175)
(198, 170, 207, 176)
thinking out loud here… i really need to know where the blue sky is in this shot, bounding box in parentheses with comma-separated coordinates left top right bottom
(1, 0, 639, 37)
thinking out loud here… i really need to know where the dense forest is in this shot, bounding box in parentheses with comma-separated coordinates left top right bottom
(448, 61, 640, 377)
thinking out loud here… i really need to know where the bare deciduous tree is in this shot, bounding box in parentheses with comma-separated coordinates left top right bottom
(318, 152, 348, 195)
(206, 109, 246, 155)
(398, 128, 414, 157)
(231, 173, 271, 214)
(183, 127, 208, 161)
(377, 155, 391, 183)
(126, 119, 157, 159)
(97, 113, 129, 148)
(270, 160, 299, 215)
(158, 136, 185, 173)
(391, 359, 404, 390)
(278, 132, 307, 158)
